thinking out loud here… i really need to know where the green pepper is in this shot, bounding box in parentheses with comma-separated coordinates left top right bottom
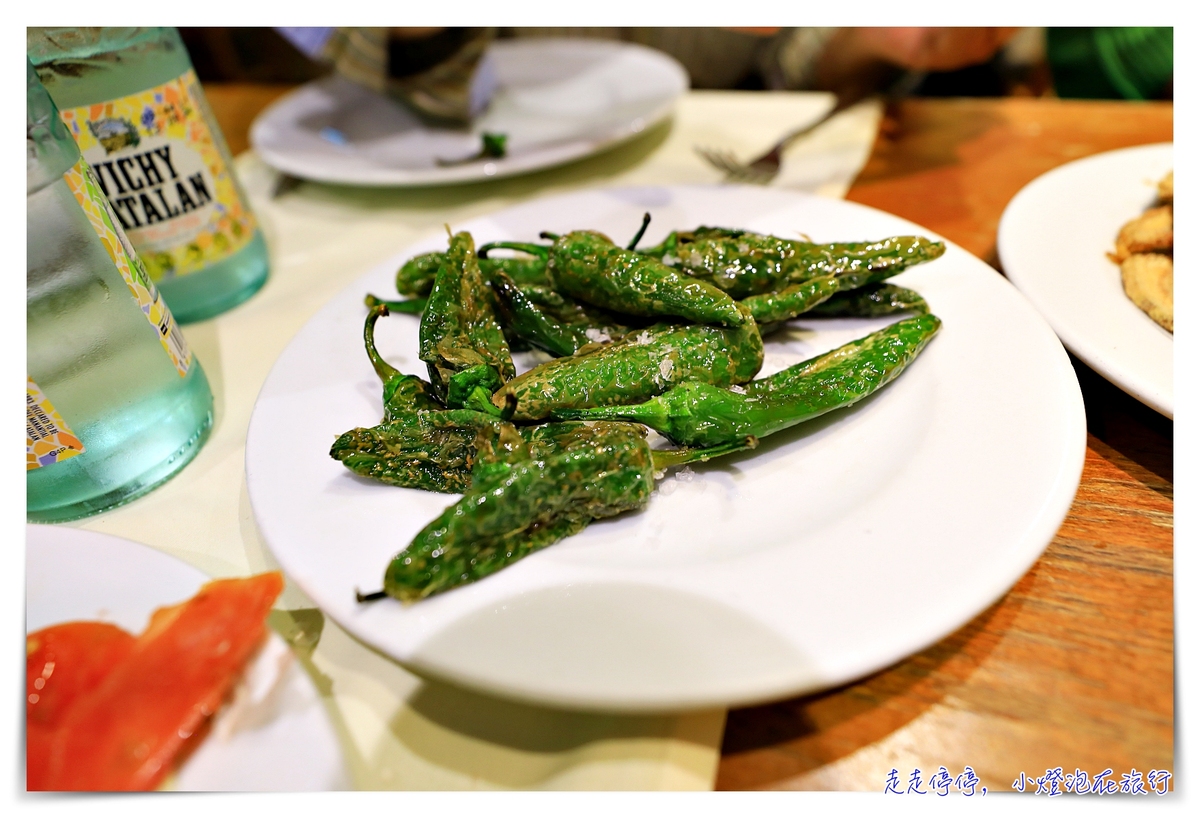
(516, 285, 633, 339)
(804, 282, 930, 317)
(666, 232, 945, 299)
(330, 409, 527, 494)
(397, 250, 551, 298)
(377, 421, 757, 602)
(555, 314, 941, 447)
(548, 230, 748, 326)
(362, 304, 442, 420)
(489, 270, 594, 357)
(740, 276, 840, 324)
(396, 252, 444, 297)
(419, 231, 516, 406)
(492, 303, 763, 421)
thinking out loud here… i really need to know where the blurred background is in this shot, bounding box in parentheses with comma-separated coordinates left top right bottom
(179, 27, 1172, 102)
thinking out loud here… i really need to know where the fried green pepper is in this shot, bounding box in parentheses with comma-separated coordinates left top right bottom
(376, 421, 757, 602)
(492, 303, 763, 421)
(548, 230, 748, 326)
(804, 282, 930, 317)
(362, 304, 442, 420)
(330, 409, 527, 493)
(555, 314, 941, 447)
(396, 252, 445, 297)
(517, 285, 633, 338)
(419, 232, 516, 406)
(398, 250, 551, 297)
(663, 232, 945, 299)
(740, 276, 841, 324)
(489, 270, 594, 357)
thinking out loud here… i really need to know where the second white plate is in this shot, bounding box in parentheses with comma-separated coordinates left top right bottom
(246, 185, 1086, 712)
(998, 143, 1173, 417)
(26, 525, 348, 791)
(250, 39, 688, 186)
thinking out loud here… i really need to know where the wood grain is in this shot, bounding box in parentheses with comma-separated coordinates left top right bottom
(717, 98, 1174, 792)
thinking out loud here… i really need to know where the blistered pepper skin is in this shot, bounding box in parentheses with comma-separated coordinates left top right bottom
(558, 314, 941, 447)
(489, 271, 594, 357)
(805, 282, 930, 317)
(384, 423, 655, 602)
(419, 232, 515, 405)
(492, 303, 763, 421)
(382, 422, 756, 602)
(549, 231, 747, 327)
(740, 276, 841, 324)
(671, 232, 946, 299)
(398, 251, 551, 297)
(330, 409, 527, 494)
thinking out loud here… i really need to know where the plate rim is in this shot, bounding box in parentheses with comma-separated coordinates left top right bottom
(245, 184, 1087, 711)
(249, 38, 689, 188)
(997, 141, 1173, 418)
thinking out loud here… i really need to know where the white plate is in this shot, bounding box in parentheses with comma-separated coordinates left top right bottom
(246, 186, 1086, 712)
(250, 39, 687, 187)
(997, 143, 1173, 417)
(26, 525, 348, 791)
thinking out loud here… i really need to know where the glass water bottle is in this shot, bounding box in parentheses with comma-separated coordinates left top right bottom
(27, 60, 214, 523)
(28, 27, 270, 323)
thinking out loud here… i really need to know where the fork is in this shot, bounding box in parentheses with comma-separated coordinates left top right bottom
(696, 71, 926, 184)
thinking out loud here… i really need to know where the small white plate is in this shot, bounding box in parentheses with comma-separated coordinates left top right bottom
(250, 39, 687, 187)
(246, 186, 1086, 712)
(998, 143, 1173, 417)
(26, 525, 348, 791)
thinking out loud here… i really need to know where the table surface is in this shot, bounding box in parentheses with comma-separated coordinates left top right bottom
(200, 86, 1173, 792)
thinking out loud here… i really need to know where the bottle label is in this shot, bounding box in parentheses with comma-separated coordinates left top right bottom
(58, 68, 256, 281)
(64, 156, 193, 378)
(27, 378, 85, 470)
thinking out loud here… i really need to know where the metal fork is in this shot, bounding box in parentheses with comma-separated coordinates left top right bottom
(696, 72, 926, 184)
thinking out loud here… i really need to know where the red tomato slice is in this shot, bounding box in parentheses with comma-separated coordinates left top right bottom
(26, 622, 137, 790)
(38, 572, 284, 791)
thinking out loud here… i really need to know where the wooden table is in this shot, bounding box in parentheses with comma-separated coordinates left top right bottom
(718, 98, 1174, 792)
(203, 87, 1173, 793)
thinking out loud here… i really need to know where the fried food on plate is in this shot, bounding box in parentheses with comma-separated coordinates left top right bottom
(1157, 171, 1173, 204)
(1120, 253, 1173, 332)
(1112, 205, 1173, 262)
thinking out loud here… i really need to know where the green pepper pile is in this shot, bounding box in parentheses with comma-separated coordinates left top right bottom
(335, 218, 946, 603)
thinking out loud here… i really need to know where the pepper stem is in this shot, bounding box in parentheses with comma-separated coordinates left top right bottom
(365, 293, 427, 314)
(498, 392, 518, 421)
(478, 241, 549, 259)
(635, 231, 678, 258)
(356, 589, 388, 603)
(651, 436, 759, 471)
(363, 304, 401, 384)
(626, 212, 652, 250)
(538, 231, 561, 241)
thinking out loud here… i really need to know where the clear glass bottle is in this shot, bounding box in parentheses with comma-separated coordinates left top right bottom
(27, 27, 269, 323)
(27, 60, 214, 523)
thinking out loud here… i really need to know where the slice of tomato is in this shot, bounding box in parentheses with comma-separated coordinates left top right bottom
(26, 622, 137, 790)
(39, 571, 284, 791)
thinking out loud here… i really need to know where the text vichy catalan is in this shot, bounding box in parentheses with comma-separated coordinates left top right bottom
(91, 145, 212, 231)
